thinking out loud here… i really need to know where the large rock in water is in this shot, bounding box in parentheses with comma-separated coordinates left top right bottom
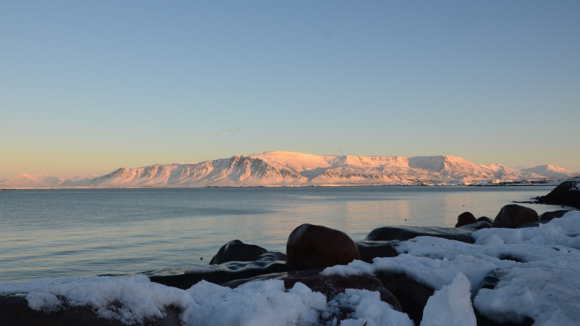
(222, 269, 402, 313)
(286, 224, 361, 270)
(534, 179, 580, 209)
(209, 239, 268, 264)
(455, 211, 477, 227)
(492, 204, 538, 228)
(365, 226, 475, 244)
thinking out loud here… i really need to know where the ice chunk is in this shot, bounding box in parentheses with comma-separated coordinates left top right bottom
(320, 260, 374, 277)
(421, 273, 476, 326)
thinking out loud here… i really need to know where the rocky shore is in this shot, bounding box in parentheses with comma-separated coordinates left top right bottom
(533, 178, 580, 209)
(2, 182, 580, 325)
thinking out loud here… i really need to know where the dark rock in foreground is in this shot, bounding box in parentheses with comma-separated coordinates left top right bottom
(0, 294, 181, 326)
(375, 271, 435, 325)
(355, 240, 399, 263)
(459, 221, 492, 230)
(209, 239, 268, 265)
(534, 180, 580, 209)
(477, 216, 494, 224)
(365, 226, 475, 244)
(287, 224, 361, 270)
(149, 260, 295, 289)
(539, 210, 571, 222)
(492, 204, 538, 229)
(455, 211, 477, 227)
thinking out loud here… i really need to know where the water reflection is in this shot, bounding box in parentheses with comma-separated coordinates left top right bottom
(0, 187, 574, 282)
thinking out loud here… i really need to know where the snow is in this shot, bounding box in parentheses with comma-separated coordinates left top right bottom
(521, 165, 578, 179)
(1, 276, 411, 326)
(2, 213, 580, 325)
(321, 211, 580, 325)
(8, 275, 193, 325)
(3, 151, 569, 188)
(328, 289, 414, 326)
(420, 273, 476, 326)
(182, 280, 325, 326)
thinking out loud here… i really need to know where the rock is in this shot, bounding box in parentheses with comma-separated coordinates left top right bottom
(255, 251, 287, 262)
(356, 241, 399, 263)
(149, 260, 295, 289)
(517, 220, 551, 228)
(0, 294, 181, 326)
(477, 216, 494, 224)
(365, 226, 475, 244)
(459, 221, 492, 230)
(455, 211, 477, 227)
(539, 210, 571, 222)
(209, 240, 268, 265)
(286, 224, 360, 270)
(222, 269, 402, 313)
(374, 271, 435, 325)
(492, 204, 539, 228)
(534, 180, 580, 209)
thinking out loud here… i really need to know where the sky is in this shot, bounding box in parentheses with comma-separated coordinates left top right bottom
(1, 1, 579, 179)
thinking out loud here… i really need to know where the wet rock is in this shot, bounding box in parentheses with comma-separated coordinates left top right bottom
(286, 224, 360, 270)
(534, 180, 580, 209)
(455, 211, 477, 227)
(209, 239, 268, 265)
(365, 226, 475, 244)
(492, 205, 538, 229)
(255, 251, 287, 262)
(539, 210, 571, 222)
(149, 260, 295, 289)
(459, 221, 492, 230)
(222, 269, 402, 313)
(477, 216, 494, 224)
(374, 271, 435, 325)
(356, 241, 399, 263)
(517, 220, 550, 228)
(0, 294, 181, 326)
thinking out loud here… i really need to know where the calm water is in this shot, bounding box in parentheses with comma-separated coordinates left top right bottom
(0, 186, 572, 283)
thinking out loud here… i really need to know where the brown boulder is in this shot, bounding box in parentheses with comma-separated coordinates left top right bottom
(492, 204, 539, 228)
(287, 224, 361, 270)
(455, 212, 477, 227)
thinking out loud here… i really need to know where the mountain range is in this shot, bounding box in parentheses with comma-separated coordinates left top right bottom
(1, 151, 578, 188)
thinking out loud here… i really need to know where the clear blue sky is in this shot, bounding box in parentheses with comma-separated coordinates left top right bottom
(1, 1, 579, 178)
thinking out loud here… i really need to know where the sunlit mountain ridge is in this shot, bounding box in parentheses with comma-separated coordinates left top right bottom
(1, 151, 577, 188)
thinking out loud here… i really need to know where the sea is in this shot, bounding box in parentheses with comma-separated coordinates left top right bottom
(0, 186, 573, 283)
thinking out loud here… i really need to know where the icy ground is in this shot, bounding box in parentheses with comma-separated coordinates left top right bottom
(2, 211, 580, 326)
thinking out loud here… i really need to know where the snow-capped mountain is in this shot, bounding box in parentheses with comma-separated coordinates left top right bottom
(0, 174, 97, 188)
(520, 165, 578, 180)
(2, 151, 575, 188)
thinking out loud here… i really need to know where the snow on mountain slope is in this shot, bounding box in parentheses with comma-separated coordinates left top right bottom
(2, 152, 572, 188)
(521, 165, 578, 179)
(0, 174, 97, 188)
